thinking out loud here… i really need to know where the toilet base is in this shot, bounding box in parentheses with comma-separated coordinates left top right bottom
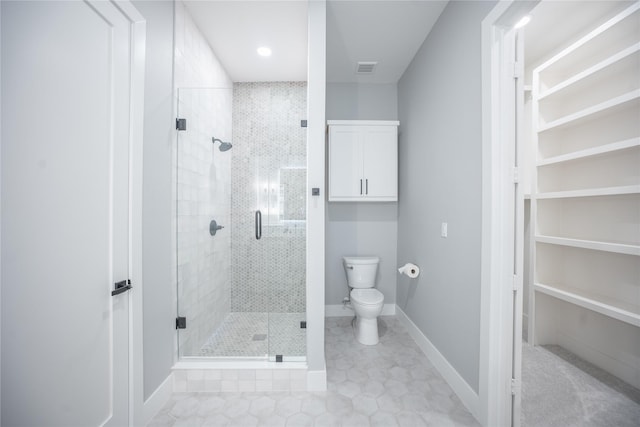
(354, 316, 379, 345)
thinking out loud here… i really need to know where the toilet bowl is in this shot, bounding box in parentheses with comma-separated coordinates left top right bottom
(350, 288, 384, 345)
(343, 256, 384, 345)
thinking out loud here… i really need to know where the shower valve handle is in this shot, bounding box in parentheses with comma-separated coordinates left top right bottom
(209, 220, 224, 236)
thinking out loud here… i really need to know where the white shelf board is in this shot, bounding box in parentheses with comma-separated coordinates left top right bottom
(538, 43, 640, 101)
(536, 235, 640, 256)
(536, 185, 640, 199)
(538, 90, 640, 133)
(534, 3, 640, 75)
(538, 138, 640, 166)
(534, 282, 640, 327)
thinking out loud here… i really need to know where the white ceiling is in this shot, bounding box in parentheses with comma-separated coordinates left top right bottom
(183, 0, 448, 84)
(326, 1, 447, 83)
(183, 1, 309, 82)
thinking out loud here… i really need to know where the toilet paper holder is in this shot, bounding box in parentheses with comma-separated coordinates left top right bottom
(398, 263, 420, 278)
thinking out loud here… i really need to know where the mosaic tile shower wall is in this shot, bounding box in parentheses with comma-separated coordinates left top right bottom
(177, 88, 233, 356)
(231, 82, 307, 313)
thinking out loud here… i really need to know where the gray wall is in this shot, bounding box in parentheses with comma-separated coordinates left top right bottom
(133, 0, 175, 400)
(325, 83, 398, 305)
(397, 0, 495, 393)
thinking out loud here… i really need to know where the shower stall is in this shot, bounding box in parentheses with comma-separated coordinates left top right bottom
(176, 82, 307, 361)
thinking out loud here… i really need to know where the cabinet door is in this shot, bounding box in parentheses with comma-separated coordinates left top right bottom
(362, 126, 398, 200)
(329, 126, 363, 199)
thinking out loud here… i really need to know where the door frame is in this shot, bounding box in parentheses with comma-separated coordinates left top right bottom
(480, 1, 538, 426)
(112, 1, 146, 426)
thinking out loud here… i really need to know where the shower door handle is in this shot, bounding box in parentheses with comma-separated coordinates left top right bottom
(255, 210, 262, 240)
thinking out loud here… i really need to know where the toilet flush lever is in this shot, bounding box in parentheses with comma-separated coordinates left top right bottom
(346, 265, 354, 270)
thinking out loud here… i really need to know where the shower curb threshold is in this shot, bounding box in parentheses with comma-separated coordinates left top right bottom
(172, 360, 307, 370)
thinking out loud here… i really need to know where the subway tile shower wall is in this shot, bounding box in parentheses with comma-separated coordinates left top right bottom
(230, 82, 307, 313)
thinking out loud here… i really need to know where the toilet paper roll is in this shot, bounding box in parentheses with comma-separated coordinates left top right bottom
(398, 263, 420, 278)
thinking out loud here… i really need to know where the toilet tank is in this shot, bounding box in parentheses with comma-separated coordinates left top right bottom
(343, 256, 379, 288)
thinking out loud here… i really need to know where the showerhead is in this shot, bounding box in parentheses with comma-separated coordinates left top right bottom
(212, 137, 233, 152)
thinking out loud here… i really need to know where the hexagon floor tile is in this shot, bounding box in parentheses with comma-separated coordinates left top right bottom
(148, 316, 479, 426)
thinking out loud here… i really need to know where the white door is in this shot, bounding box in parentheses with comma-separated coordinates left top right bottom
(1, 1, 140, 425)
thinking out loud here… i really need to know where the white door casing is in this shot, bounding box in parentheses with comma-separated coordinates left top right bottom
(480, 1, 538, 426)
(1, 1, 145, 425)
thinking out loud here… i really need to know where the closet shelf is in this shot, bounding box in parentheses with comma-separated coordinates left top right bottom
(536, 235, 640, 256)
(535, 3, 640, 81)
(537, 90, 640, 133)
(534, 282, 640, 327)
(538, 43, 640, 101)
(537, 138, 640, 166)
(535, 185, 640, 199)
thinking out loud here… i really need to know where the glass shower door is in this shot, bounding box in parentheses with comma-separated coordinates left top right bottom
(231, 82, 308, 361)
(175, 83, 307, 361)
(176, 87, 233, 358)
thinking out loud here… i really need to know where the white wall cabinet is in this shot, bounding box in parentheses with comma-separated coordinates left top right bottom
(328, 120, 399, 201)
(530, 3, 640, 389)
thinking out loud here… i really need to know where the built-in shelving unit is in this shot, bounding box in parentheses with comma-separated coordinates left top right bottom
(530, 3, 640, 389)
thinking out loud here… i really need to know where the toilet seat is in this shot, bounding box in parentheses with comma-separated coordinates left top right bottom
(350, 288, 384, 305)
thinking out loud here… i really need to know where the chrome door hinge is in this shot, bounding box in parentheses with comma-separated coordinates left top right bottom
(512, 167, 519, 184)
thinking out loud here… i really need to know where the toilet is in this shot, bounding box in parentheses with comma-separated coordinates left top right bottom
(343, 256, 384, 345)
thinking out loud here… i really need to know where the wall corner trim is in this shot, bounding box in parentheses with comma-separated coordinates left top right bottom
(141, 373, 173, 426)
(395, 305, 480, 421)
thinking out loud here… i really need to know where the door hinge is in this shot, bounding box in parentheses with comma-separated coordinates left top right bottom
(511, 378, 521, 395)
(513, 61, 522, 79)
(176, 118, 187, 131)
(176, 317, 187, 329)
(512, 274, 522, 292)
(512, 167, 519, 184)
(300, 321, 307, 329)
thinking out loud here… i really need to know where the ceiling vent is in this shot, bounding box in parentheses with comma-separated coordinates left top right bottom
(356, 61, 377, 74)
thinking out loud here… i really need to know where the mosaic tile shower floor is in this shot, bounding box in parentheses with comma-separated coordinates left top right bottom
(199, 312, 306, 358)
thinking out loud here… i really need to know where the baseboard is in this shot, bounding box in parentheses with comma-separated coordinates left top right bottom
(395, 305, 480, 420)
(325, 303, 396, 317)
(142, 373, 173, 426)
(307, 369, 327, 391)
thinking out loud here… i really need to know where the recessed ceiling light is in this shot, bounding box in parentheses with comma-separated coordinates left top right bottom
(514, 15, 531, 29)
(257, 46, 272, 57)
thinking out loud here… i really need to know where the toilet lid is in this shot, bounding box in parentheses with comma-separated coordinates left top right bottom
(350, 289, 384, 305)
